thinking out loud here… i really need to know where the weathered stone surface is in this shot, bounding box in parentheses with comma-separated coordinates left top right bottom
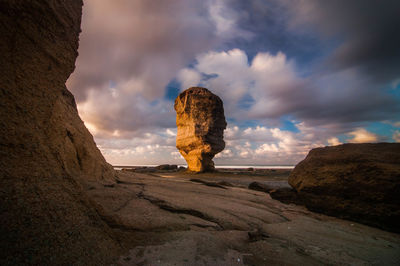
(287, 143, 400, 232)
(0, 1, 120, 264)
(175, 87, 227, 172)
(104, 170, 400, 265)
(248, 182, 274, 193)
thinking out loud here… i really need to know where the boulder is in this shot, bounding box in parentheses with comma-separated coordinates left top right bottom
(174, 87, 227, 172)
(156, 164, 178, 171)
(287, 143, 400, 232)
(0, 1, 120, 264)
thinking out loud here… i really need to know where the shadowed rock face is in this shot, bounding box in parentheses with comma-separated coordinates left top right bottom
(287, 143, 400, 232)
(0, 1, 120, 264)
(175, 87, 226, 172)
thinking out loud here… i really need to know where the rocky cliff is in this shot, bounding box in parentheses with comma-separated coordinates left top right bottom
(175, 87, 227, 172)
(0, 1, 120, 264)
(287, 143, 400, 232)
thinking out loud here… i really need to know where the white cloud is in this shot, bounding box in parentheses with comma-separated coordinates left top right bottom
(176, 48, 396, 129)
(77, 88, 175, 138)
(256, 143, 279, 154)
(215, 125, 329, 165)
(327, 137, 342, 146)
(166, 128, 177, 137)
(347, 128, 378, 143)
(90, 121, 346, 166)
(177, 69, 202, 91)
(215, 149, 234, 158)
(224, 126, 240, 139)
(94, 128, 184, 165)
(393, 130, 400, 142)
(176, 49, 303, 121)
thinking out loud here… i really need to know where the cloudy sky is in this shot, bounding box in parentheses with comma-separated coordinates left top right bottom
(67, 0, 400, 166)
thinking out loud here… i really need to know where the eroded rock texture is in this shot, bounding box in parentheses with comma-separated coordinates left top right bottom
(288, 143, 400, 232)
(175, 87, 226, 172)
(0, 1, 120, 264)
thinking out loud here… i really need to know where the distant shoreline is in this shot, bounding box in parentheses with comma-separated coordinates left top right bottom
(113, 164, 295, 170)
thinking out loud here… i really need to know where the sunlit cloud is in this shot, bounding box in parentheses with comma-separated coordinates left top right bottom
(327, 137, 342, 146)
(347, 128, 378, 143)
(393, 131, 400, 143)
(177, 48, 397, 128)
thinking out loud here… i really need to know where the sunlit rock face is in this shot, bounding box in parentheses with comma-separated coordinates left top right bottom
(175, 87, 227, 172)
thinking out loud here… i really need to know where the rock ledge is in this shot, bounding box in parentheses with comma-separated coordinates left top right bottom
(284, 143, 400, 233)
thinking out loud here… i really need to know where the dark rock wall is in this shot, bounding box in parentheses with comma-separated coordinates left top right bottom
(288, 143, 400, 232)
(0, 1, 120, 264)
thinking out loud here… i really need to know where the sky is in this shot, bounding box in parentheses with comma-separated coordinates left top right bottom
(67, 0, 400, 166)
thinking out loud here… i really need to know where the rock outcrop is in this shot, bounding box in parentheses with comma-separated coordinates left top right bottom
(0, 1, 120, 264)
(175, 87, 227, 172)
(286, 143, 400, 232)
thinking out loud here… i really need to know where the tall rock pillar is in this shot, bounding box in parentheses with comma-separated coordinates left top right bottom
(174, 87, 227, 172)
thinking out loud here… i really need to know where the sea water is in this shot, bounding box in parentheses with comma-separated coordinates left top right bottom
(113, 165, 294, 170)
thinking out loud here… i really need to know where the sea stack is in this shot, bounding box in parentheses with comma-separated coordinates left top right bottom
(174, 87, 227, 172)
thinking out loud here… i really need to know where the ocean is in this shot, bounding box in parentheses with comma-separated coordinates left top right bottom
(113, 165, 294, 170)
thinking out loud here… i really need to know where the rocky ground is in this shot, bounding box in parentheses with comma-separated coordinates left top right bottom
(83, 168, 400, 265)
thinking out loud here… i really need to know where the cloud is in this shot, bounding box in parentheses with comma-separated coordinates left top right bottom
(68, 0, 221, 102)
(94, 128, 183, 165)
(393, 131, 400, 143)
(67, 0, 257, 102)
(66, 0, 261, 139)
(177, 69, 202, 92)
(327, 137, 341, 146)
(91, 122, 340, 166)
(214, 124, 336, 165)
(177, 49, 398, 128)
(77, 88, 175, 138)
(207, 0, 254, 40)
(346, 128, 378, 143)
(65, 1, 400, 166)
(285, 0, 400, 82)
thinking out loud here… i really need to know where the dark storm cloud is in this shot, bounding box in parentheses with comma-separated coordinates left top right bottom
(182, 48, 398, 131)
(222, 0, 400, 126)
(287, 0, 400, 82)
(217, 0, 400, 82)
(68, 0, 217, 102)
(66, 0, 226, 137)
(213, 0, 323, 65)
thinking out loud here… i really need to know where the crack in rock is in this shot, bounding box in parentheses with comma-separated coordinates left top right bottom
(137, 191, 224, 230)
(190, 178, 228, 189)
